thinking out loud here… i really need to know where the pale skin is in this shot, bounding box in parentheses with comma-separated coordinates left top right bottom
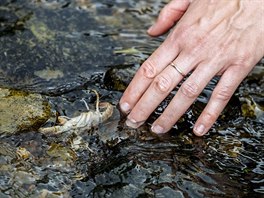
(119, 0, 264, 136)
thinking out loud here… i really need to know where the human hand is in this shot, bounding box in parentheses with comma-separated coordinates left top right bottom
(119, 0, 264, 136)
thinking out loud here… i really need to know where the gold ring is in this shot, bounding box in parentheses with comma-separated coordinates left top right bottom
(170, 62, 186, 77)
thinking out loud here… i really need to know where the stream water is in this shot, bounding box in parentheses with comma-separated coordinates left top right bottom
(0, 0, 263, 197)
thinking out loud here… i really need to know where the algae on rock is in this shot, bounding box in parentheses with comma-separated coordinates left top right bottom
(0, 88, 51, 135)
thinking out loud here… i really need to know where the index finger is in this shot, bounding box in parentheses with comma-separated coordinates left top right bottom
(119, 36, 180, 114)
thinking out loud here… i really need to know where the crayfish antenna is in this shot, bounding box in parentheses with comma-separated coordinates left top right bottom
(91, 89, 100, 112)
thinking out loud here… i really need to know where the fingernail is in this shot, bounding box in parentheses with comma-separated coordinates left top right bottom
(125, 119, 144, 128)
(120, 102, 130, 113)
(151, 125, 164, 134)
(194, 124, 205, 136)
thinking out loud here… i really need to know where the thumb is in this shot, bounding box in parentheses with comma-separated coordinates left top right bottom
(148, 0, 190, 36)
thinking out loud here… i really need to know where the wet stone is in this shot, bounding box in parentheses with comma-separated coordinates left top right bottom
(104, 64, 139, 91)
(0, 88, 51, 135)
(0, 0, 161, 94)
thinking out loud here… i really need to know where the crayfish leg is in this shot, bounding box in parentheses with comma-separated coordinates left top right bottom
(81, 98, 90, 111)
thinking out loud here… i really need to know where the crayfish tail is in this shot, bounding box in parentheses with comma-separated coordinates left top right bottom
(100, 102, 114, 122)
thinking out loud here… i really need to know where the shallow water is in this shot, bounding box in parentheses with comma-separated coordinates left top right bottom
(0, 0, 263, 197)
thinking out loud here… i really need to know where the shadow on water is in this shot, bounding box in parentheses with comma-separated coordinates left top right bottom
(0, 0, 263, 197)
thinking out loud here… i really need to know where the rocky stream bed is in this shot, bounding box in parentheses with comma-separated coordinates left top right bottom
(0, 0, 263, 197)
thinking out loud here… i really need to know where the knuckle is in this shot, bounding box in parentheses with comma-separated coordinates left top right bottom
(203, 111, 218, 123)
(180, 81, 200, 99)
(140, 60, 157, 79)
(153, 74, 173, 93)
(160, 2, 180, 16)
(159, 4, 170, 19)
(213, 86, 232, 102)
(162, 4, 179, 18)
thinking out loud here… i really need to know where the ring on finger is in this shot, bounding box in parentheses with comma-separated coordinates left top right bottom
(170, 62, 186, 77)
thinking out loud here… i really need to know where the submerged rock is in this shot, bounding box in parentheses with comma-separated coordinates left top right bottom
(0, 88, 51, 135)
(104, 64, 139, 91)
